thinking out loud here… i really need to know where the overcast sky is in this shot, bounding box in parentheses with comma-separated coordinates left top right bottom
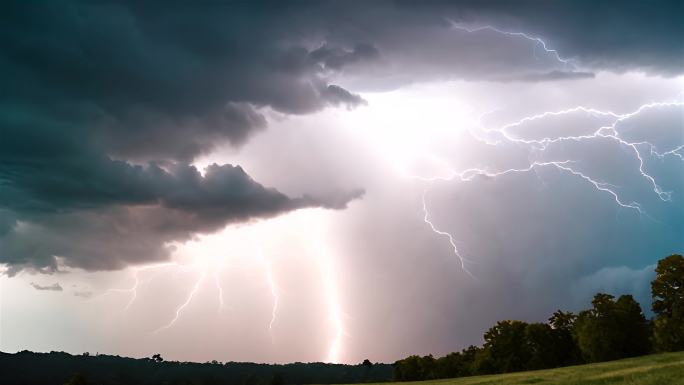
(1, 0, 683, 364)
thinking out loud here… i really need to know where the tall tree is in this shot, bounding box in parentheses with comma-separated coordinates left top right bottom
(651, 254, 684, 351)
(548, 310, 581, 365)
(482, 320, 531, 373)
(574, 293, 650, 362)
(524, 323, 558, 370)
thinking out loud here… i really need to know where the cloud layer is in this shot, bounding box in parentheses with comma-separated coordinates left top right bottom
(1, 1, 682, 277)
(1, 2, 372, 273)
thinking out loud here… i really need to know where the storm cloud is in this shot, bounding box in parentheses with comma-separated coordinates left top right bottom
(1, 1, 373, 272)
(1, 1, 682, 364)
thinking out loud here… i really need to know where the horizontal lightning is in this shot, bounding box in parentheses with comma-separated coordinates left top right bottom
(489, 101, 684, 202)
(413, 100, 683, 274)
(447, 20, 576, 69)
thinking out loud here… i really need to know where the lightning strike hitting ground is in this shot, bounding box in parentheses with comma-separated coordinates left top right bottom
(320, 251, 343, 364)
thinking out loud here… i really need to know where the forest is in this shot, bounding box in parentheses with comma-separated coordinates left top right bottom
(393, 254, 684, 380)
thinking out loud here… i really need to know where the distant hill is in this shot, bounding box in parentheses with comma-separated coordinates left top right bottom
(0, 350, 393, 385)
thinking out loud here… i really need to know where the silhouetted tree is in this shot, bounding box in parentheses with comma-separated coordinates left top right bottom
(548, 310, 581, 365)
(151, 353, 164, 362)
(549, 310, 576, 330)
(482, 320, 530, 373)
(651, 254, 684, 352)
(524, 323, 558, 369)
(393, 355, 422, 381)
(362, 359, 373, 368)
(574, 293, 650, 362)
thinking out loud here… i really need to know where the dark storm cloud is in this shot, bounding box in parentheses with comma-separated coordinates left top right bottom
(1, 0, 680, 273)
(30, 282, 63, 292)
(401, 0, 684, 75)
(310, 43, 381, 71)
(0, 134, 364, 273)
(1, 2, 368, 161)
(0, 1, 369, 272)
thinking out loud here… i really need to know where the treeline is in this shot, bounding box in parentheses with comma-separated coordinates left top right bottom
(0, 351, 392, 385)
(393, 254, 684, 381)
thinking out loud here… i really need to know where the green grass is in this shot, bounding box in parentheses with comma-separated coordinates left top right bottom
(365, 352, 684, 385)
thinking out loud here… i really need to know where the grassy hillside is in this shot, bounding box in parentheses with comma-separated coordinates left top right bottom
(370, 352, 684, 385)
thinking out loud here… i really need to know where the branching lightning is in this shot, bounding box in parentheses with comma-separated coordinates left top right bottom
(154, 269, 207, 333)
(410, 24, 684, 276)
(448, 21, 576, 69)
(416, 101, 683, 273)
(102, 262, 176, 312)
(489, 101, 684, 202)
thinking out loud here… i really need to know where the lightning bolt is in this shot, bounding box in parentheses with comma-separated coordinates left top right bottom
(657, 144, 684, 161)
(322, 253, 343, 364)
(154, 269, 207, 333)
(415, 101, 682, 274)
(397, 23, 683, 275)
(102, 262, 176, 311)
(447, 21, 576, 69)
(488, 101, 684, 202)
(214, 269, 225, 313)
(264, 260, 279, 331)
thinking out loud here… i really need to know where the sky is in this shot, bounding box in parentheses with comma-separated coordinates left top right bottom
(1, 0, 683, 364)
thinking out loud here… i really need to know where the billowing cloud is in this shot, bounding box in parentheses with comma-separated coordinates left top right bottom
(0, 155, 363, 273)
(0, 2, 377, 273)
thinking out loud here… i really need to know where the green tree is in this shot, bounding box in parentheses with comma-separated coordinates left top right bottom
(393, 355, 422, 381)
(524, 323, 558, 369)
(482, 320, 530, 373)
(549, 310, 576, 331)
(651, 254, 684, 352)
(548, 310, 581, 365)
(574, 293, 650, 362)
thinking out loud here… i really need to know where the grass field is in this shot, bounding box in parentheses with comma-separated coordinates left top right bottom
(368, 352, 684, 385)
